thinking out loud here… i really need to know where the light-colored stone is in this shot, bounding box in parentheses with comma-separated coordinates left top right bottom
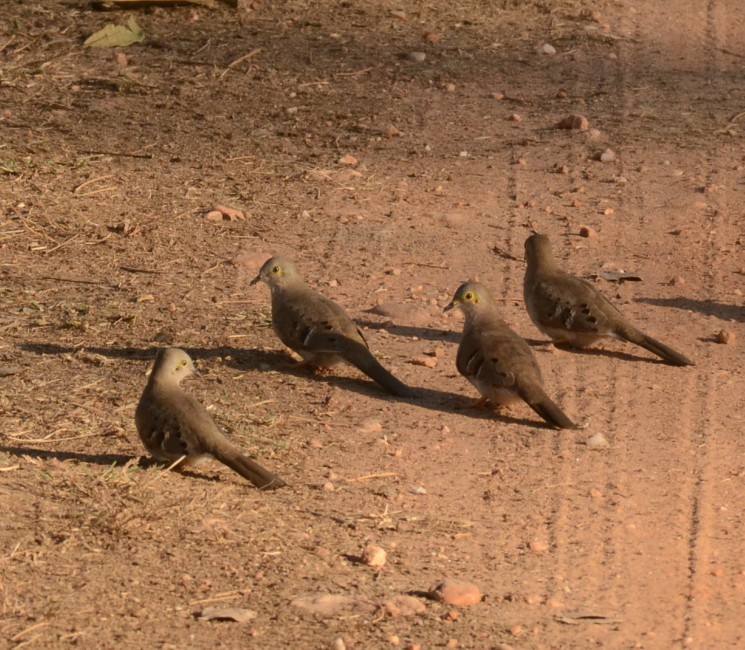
(361, 544, 387, 568)
(431, 579, 483, 607)
(383, 594, 426, 617)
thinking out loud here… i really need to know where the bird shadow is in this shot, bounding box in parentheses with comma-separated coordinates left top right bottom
(524, 338, 670, 365)
(635, 297, 744, 323)
(0, 445, 134, 467)
(18, 342, 557, 429)
(0, 445, 228, 483)
(356, 318, 460, 345)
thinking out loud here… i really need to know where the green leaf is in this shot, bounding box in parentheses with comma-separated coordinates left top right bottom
(84, 17, 145, 48)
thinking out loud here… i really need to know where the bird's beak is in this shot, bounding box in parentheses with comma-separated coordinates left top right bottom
(249, 274, 261, 286)
(443, 299, 457, 313)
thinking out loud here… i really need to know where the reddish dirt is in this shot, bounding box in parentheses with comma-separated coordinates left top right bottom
(2, 0, 744, 648)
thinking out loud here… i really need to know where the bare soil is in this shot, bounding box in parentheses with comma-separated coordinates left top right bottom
(2, 0, 744, 648)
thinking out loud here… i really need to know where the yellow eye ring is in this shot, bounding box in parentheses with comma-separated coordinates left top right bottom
(271, 265, 281, 274)
(464, 291, 474, 301)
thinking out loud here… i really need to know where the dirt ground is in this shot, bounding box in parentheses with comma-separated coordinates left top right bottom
(1, 0, 744, 647)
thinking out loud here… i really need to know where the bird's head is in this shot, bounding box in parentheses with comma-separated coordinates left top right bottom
(524, 232, 554, 266)
(250, 256, 301, 290)
(150, 347, 200, 385)
(444, 282, 492, 315)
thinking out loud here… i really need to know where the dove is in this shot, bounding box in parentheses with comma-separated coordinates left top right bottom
(523, 233, 694, 366)
(445, 282, 577, 429)
(251, 256, 414, 397)
(135, 348, 285, 489)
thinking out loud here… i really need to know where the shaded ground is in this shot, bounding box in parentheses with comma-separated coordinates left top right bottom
(1, 0, 744, 648)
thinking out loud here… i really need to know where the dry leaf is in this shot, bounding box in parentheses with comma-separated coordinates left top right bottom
(84, 17, 145, 48)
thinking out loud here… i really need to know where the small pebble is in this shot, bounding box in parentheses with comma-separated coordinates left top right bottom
(410, 486, 427, 495)
(114, 52, 128, 66)
(556, 88, 568, 99)
(333, 638, 347, 650)
(445, 83, 456, 92)
(668, 275, 686, 286)
(579, 225, 598, 238)
(411, 355, 437, 368)
(586, 433, 609, 449)
(507, 113, 522, 122)
(529, 539, 548, 554)
(338, 154, 358, 166)
(603, 208, 615, 216)
(407, 51, 426, 62)
(323, 481, 335, 492)
(431, 579, 483, 607)
(540, 43, 556, 55)
(598, 148, 617, 162)
(383, 595, 426, 617)
(716, 330, 736, 345)
(361, 545, 387, 568)
(357, 418, 382, 434)
(555, 114, 589, 131)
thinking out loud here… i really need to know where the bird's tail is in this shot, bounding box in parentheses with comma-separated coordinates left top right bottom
(521, 386, 577, 430)
(622, 328, 694, 366)
(344, 340, 416, 398)
(212, 439, 286, 489)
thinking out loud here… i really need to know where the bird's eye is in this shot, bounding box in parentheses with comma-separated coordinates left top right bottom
(180, 360, 188, 366)
(271, 265, 281, 274)
(464, 291, 474, 301)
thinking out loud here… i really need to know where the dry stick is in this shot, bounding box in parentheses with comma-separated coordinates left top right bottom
(247, 399, 275, 409)
(40, 275, 108, 285)
(19, 216, 55, 242)
(345, 472, 398, 483)
(120, 265, 163, 274)
(221, 48, 262, 78)
(333, 67, 374, 77)
(0, 465, 20, 472)
(10, 621, 49, 642)
(76, 186, 118, 198)
(8, 431, 108, 443)
(73, 175, 113, 195)
(81, 150, 153, 159)
(43, 234, 81, 254)
(0, 36, 14, 55)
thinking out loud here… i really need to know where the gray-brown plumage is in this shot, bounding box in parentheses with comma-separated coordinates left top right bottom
(523, 233, 694, 366)
(251, 256, 414, 398)
(135, 348, 285, 489)
(445, 282, 577, 429)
